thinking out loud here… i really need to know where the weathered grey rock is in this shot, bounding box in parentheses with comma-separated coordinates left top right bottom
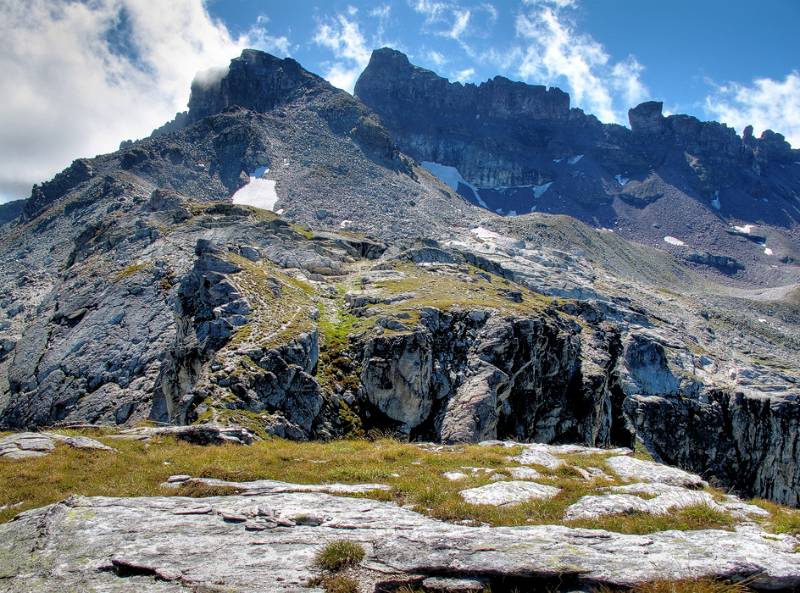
(1, 492, 799, 592)
(360, 330, 433, 429)
(161, 475, 390, 495)
(459, 481, 560, 506)
(0, 431, 113, 459)
(505, 466, 543, 480)
(605, 456, 707, 489)
(421, 576, 488, 592)
(564, 482, 724, 521)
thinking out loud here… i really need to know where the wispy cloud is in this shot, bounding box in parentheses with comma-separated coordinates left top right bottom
(0, 0, 287, 202)
(452, 67, 476, 82)
(514, 0, 648, 123)
(313, 10, 371, 93)
(705, 72, 800, 147)
(410, 0, 498, 54)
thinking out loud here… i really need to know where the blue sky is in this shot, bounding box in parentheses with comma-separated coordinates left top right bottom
(207, 0, 800, 124)
(1, 0, 798, 202)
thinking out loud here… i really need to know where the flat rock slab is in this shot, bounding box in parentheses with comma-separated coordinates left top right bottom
(1, 492, 799, 592)
(605, 456, 707, 488)
(501, 442, 631, 470)
(460, 481, 561, 506)
(162, 475, 390, 495)
(0, 432, 114, 460)
(422, 576, 488, 592)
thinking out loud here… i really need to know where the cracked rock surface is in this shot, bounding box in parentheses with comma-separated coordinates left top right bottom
(1, 491, 799, 593)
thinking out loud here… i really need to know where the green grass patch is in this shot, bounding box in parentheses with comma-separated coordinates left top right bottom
(753, 499, 800, 535)
(314, 540, 365, 571)
(568, 505, 735, 535)
(225, 253, 316, 350)
(366, 262, 555, 323)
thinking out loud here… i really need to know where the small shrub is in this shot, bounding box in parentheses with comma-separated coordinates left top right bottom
(322, 575, 360, 593)
(314, 540, 365, 571)
(174, 483, 243, 497)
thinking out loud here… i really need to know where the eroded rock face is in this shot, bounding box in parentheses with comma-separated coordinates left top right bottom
(354, 308, 633, 449)
(626, 391, 800, 506)
(1, 492, 799, 592)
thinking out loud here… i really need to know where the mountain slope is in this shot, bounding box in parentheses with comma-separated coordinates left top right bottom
(0, 49, 798, 506)
(355, 48, 800, 288)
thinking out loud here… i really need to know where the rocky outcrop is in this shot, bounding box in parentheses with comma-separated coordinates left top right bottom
(2, 491, 798, 592)
(0, 431, 113, 459)
(353, 308, 633, 448)
(626, 390, 800, 506)
(151, 239, 247, 424)
(187, 50, 321, 123)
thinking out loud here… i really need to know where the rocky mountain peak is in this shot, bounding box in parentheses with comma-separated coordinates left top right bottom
(186, 49, 326, 122)
(355, 48, 570, 122)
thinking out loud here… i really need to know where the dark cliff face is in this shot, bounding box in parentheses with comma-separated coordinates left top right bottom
(355, 48, 571, 123)
(355, 48, 800, 287)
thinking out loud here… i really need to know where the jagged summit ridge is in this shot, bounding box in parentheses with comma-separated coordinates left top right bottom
(186, 49, 328, 122)
(357, 47, 571, 121)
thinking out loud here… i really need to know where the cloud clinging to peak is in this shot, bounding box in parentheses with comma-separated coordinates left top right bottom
(0, 0, 288, 202)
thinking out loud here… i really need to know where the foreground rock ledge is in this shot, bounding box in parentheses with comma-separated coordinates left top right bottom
(1, 492, 799, 593)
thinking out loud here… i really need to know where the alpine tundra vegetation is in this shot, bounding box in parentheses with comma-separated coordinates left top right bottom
(1, 19, 800, 593)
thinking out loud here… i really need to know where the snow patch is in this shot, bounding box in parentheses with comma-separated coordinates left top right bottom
(231, 167, 279, 211)
(568, 154, 584, 165)
(340, 220, 353, 229)
(507, 210, 517, 216)
(421, 161, 486, 207)
(663, 236, 685, 247)
(553, 158, 562, 163)
(764, 247, 774, 256)
(533, 182, 553, 199)
(614, 174, 629, 186)
(733, 224, 754, 234)
(711, 191, 721, 210)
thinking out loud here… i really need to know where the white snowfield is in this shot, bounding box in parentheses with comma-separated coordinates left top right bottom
(231, 166, 279, 211)
(663, 236, 686, 246)
(734, 224, 754, 234)
(421, 161, 487, 207)
(614, 174, 629, 186)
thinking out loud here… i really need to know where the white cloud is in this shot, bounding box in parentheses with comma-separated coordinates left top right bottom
(514, 1, 647, 123)
(453, 67, 476, 82)
(0, 0, 288, 203)
(410, 1, 497, 49)
(313, 13, 372, 93)
(705, 72, 800, 147)
(428, 49, 447, 67)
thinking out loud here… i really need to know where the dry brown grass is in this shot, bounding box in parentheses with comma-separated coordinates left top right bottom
(0, 433, 785, 536)
(599, 577, 753, 593)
